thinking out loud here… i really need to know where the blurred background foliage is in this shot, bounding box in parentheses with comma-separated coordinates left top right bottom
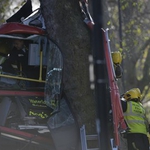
(0, 0, 39, 23)
(0, 0, 150, 121)
(106, 0, 150, 122)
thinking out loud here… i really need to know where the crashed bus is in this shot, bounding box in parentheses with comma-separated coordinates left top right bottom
(0, 0, 128, 150)
(0, 4, 64, 150)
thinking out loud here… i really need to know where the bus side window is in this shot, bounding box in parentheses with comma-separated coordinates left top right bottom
(28, 43, 47, 66)
(27, 41, 47, 88)
(28, 43, 40, 66)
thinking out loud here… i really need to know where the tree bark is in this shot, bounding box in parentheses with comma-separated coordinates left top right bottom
(40, 0, 96, 149)
(40, 0, 96, 130)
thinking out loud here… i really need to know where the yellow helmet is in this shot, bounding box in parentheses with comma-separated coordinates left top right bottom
(132, 88, 142, 100)
(123, 88, 141, 101)
(111, 51, 122, 65)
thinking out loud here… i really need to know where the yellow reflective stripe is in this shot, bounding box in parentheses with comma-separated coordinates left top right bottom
(126, 120, 145, 124)
(124, 113, 145, 118)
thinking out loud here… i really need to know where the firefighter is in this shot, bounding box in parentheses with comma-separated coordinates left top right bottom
(121, 88, 149, 150)
(1, 38, 28, 75)
(111, 51, 123, 78)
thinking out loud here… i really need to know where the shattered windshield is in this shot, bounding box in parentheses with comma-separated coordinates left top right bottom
(44, 40, 63, 112)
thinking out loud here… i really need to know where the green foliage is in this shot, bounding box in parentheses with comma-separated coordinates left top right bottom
(107, 0, 150, 120)
(0, 0, 37, 23)
(107, 21, 111, 26)
(0, 1, 10, 23)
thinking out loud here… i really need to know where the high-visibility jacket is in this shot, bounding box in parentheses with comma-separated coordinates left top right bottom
(124, 101, 149, 135)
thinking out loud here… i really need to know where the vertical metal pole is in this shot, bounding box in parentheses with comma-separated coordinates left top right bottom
(39, 40, 43, 81)
(118, 0, 125, 91)
(118, 0, 122, 49)
(92, 0, 110, 149)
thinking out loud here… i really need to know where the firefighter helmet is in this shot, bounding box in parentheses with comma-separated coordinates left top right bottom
(123, 88, 141, 101)
(111, 51, 122, 65)
(132, 88, 142, 100)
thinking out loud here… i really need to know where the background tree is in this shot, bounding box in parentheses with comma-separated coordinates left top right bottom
(107, 0, 150, 121)
(39, 0, 99, 150)
(0, 1, 11, 22)
(40, 0, 97, 131)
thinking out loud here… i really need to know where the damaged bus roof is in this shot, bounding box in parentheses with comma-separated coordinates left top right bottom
(0, 22, 46, 35)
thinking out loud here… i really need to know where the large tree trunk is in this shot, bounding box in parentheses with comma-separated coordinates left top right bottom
(40, 0, 96, 149)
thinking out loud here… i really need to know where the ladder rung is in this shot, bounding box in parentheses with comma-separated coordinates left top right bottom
(80, 125, 99, 150)
(87, 148, 99, 150)
(86, 135, 98, 140)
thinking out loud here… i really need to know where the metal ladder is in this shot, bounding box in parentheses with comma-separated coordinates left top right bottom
(80, 125, 118, 150)
(80, 125, 99, 150)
